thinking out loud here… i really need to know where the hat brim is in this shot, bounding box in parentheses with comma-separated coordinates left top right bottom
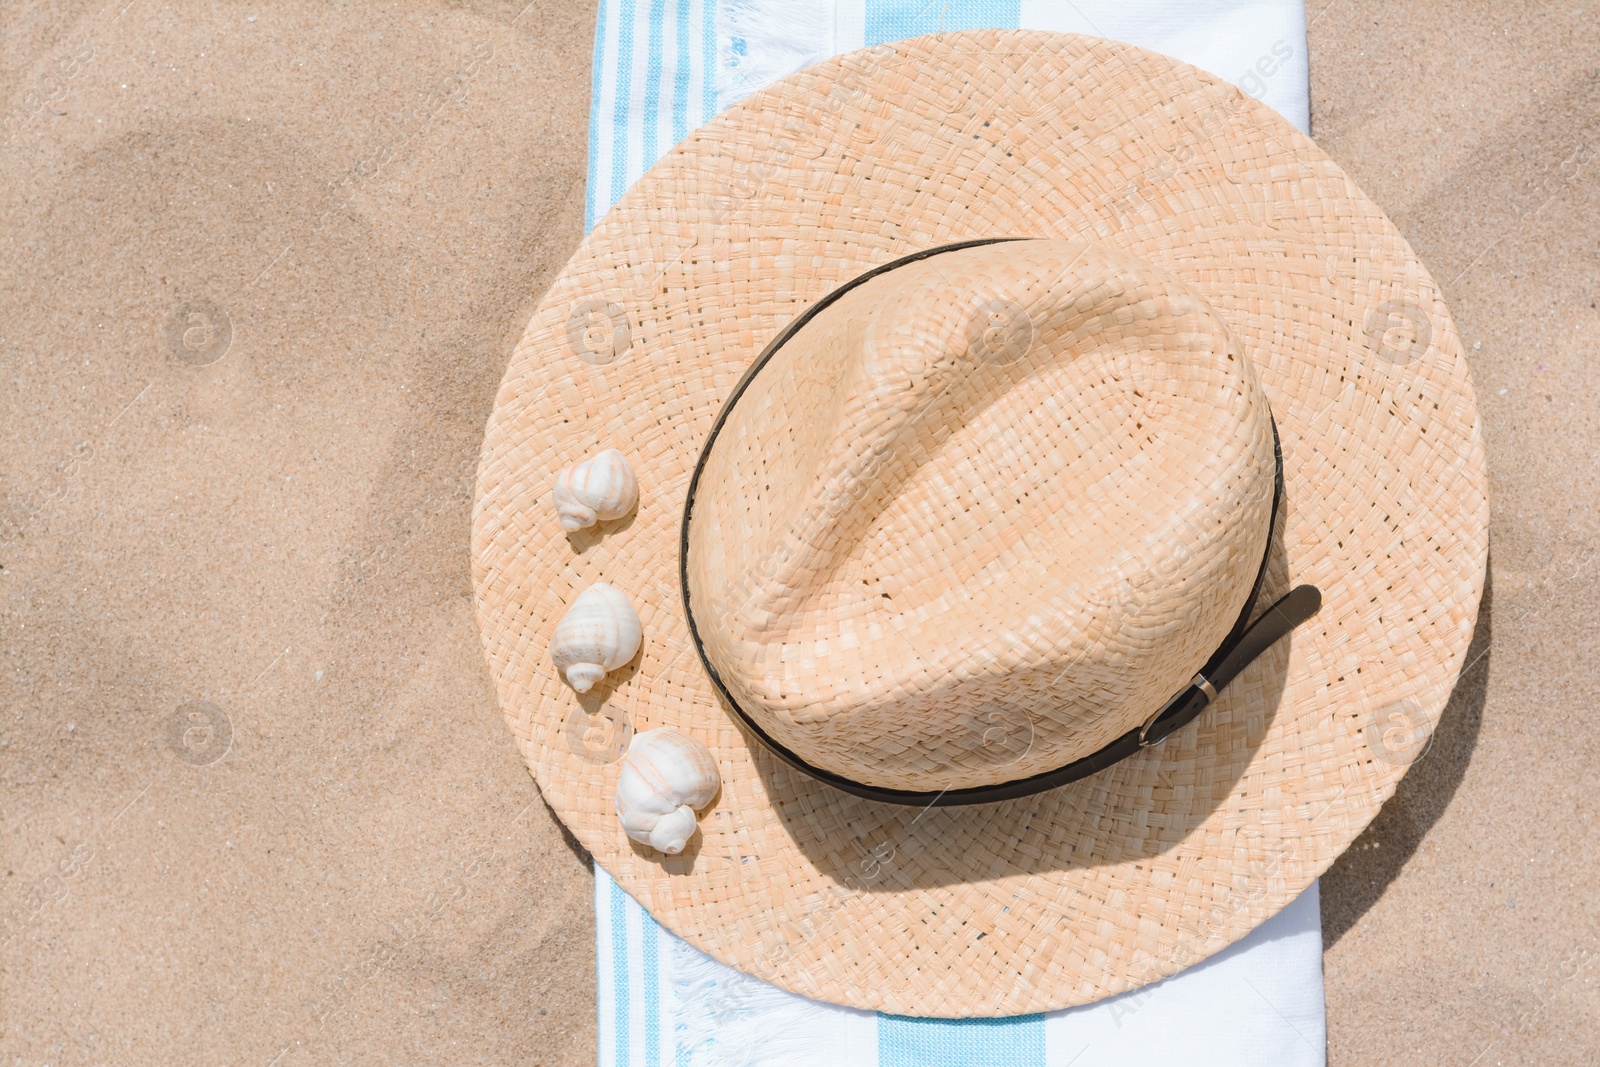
(472, 29, 1488, 1016)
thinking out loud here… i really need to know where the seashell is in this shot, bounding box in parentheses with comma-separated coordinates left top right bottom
(614, 728, 721, 854)
(553, 449, 639, 531)
(551, 582, 642, 693)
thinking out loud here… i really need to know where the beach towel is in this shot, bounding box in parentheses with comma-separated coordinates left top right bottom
(583, 3, 1323, 1063)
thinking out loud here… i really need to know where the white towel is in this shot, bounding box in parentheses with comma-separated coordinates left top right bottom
(585, 0, 1310, 229)
(598, 868, 1325, 1066)
(583, 2, 1324, 1064)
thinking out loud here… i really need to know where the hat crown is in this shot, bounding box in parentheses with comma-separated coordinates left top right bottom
(683, 240, 1276, 792)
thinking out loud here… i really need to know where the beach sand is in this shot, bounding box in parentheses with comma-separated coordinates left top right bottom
(1, 1, 1595, 1062)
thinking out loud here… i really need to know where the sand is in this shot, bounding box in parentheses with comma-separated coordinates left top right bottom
(1, 1, 1595, 1063)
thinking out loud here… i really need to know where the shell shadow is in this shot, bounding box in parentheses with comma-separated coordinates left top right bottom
(564, 507, 639, 554)
(747, 492, 1296, 888)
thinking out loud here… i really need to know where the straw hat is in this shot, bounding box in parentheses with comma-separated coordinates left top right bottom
(472, 29, 1488, 1016)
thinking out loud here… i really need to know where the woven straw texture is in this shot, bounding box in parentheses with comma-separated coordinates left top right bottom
(471, 30, 1488, 1016)
(684, 239, 1278, 792)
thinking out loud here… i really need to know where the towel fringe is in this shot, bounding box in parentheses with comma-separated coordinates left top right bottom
(671, 936, 842, 1065)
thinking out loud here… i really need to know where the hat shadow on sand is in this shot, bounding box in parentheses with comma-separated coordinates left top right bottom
(1321, 563, 1489, 945)
(731, 490, 1298, 889)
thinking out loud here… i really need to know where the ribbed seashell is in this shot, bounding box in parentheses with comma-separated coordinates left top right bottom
(553, 449, 639, 531)
(614, 728, 721, 854)
(551, 582, 642, 693)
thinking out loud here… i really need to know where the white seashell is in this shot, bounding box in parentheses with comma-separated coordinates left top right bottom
(614, 728, 721, 854)
(551, 582, 642, 693)
(553, 449, 639, 531)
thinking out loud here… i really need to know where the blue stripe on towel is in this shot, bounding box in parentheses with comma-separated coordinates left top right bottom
(585, 0, 608, 230)
(863, 0, 1021, 43)
(879, 1013, 1047, 1067)
(673, 0, 693, 143)
(610, 0, 639, 213)
(643, 912, 661, 1067)
(610, 876, 632, 1062)
(643, 0, 665, 183)
(702, 0, 717, 131)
